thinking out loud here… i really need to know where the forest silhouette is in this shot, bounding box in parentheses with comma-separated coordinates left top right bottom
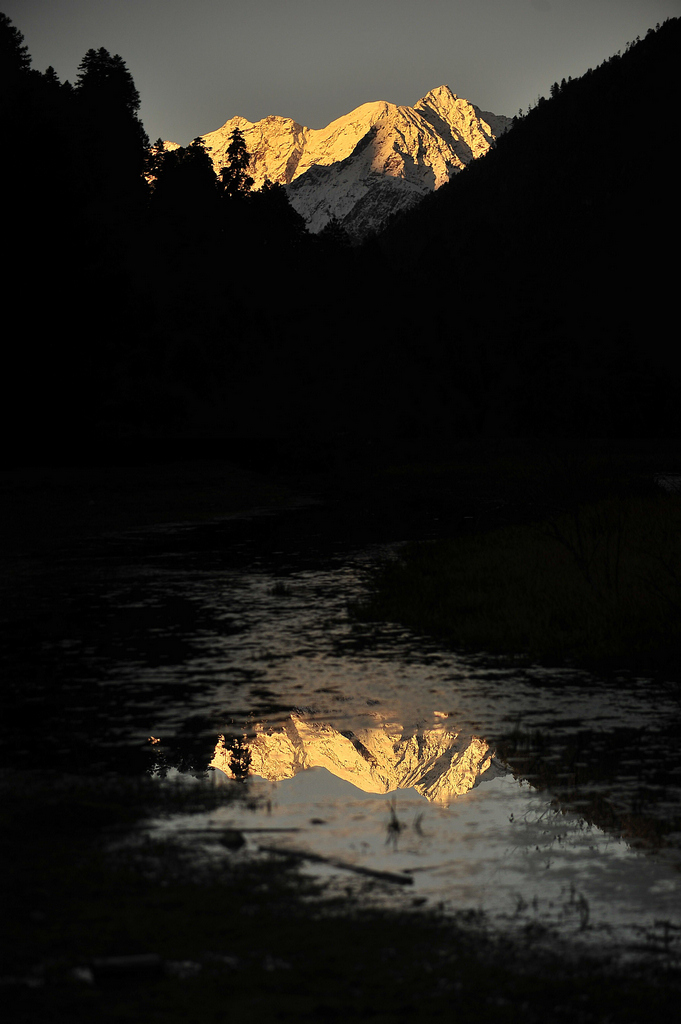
(2, 12, 679, 450)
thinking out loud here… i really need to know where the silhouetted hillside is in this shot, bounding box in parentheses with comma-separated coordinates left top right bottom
(364, 18, 680, 437)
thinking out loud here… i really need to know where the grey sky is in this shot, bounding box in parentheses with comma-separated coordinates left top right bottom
(6, 0, 680, 144)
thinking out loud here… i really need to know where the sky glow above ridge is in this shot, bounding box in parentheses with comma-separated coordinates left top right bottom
(6, 0, 681, 145)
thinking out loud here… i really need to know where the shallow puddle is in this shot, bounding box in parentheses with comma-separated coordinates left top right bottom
(4, 504, 681, 956)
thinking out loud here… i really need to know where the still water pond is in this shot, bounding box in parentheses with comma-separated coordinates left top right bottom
(6, 503, 681, 957)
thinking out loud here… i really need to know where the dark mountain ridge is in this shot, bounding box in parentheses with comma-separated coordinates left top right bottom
(362, 18, 680, 436)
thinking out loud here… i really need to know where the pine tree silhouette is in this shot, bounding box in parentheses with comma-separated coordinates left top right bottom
(218, 127, 254, 198)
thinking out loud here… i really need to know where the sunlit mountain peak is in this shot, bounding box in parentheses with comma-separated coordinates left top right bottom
(197, 87, 512, 238)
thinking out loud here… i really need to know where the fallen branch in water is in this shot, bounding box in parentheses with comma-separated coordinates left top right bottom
(153, 827, 302, 834)
(107, 825, 302, 834)
(257, 844, 414, 885)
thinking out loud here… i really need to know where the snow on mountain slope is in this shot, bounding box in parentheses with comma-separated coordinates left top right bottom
(199, 86, 511, 237)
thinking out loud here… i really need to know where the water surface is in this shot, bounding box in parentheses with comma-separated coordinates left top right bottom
(4, 503, 680, 957)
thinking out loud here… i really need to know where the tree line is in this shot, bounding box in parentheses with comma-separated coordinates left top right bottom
(1, 12, 340, 445)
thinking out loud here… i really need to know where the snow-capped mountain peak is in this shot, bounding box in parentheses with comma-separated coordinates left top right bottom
(198, 86, 511, 238)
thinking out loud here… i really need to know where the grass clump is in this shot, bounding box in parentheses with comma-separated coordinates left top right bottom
(353, 491, 681, 672)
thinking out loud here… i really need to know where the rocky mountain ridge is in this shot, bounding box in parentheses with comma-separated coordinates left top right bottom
(196, 86, 512, 237)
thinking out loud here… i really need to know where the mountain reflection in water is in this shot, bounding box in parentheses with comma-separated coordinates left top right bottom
(152, 727, 681, 953)
(211, 713, 504, 804)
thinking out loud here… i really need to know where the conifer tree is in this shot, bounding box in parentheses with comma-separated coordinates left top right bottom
(0, 11, 31, 82)
(75, 47, 149, 211)
(149, 136, 218, 227)
(218, 127, 254, 198)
